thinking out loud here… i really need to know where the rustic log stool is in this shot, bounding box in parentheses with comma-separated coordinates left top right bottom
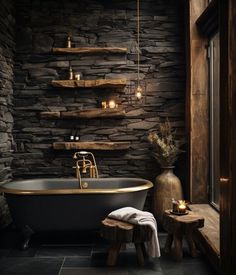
(101, 217, 152, 266)
(162, 210, 204, 261)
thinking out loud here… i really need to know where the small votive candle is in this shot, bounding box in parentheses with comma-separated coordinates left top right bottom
(178, 203, 186, 214)
(101, 101, 107, 109)
(74, 73, 81, 81)
(108, 100, 116, 109)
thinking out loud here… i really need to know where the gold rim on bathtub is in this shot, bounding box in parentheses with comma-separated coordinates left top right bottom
(0, 181, 153, 195)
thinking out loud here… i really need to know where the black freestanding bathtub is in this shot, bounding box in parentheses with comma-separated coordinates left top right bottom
(0, 177, 153, 248)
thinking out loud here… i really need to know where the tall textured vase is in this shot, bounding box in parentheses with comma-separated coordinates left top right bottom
(153, 167, 183, 225)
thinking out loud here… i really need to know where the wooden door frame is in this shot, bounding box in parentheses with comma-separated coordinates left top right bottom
(185, 0, 209, 203)
(219, 0, 236, 274)
(186, 0, 236, 273)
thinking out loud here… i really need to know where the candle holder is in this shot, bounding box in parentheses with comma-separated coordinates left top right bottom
(177, 200, 187, 214)
(171, 199, 188, 215)
(75, 73, 81, 81)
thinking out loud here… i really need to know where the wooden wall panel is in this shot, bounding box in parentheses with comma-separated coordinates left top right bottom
(186, 0, 209, 203)
(220, 0, 236, 273)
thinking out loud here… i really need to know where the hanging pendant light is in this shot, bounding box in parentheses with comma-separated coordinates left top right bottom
(135, 0, 143, 100)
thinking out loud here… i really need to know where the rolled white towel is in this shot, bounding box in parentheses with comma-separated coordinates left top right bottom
(108, 207, 161, 258)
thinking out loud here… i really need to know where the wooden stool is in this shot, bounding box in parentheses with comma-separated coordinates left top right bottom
(101, 217, 152, 266)
(162, 210, 204, 261)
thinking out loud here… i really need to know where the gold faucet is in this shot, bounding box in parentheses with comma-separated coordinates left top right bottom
(73, 151, 99, 188)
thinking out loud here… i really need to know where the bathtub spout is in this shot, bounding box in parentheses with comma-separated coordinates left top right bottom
(73, 151, 99, 188)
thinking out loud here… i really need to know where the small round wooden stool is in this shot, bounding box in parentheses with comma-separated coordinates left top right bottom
(162, 210, 204, 261)
(101, 217, 152, 266)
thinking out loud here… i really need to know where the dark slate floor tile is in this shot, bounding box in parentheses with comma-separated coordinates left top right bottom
(7, 246, 38, 257)
(91, 252, 107, 267)
(60, 267, 128, 275)
(63, 256, 92, 267)
(0, 249, 10, 258)
(0, 227, 20, 249)
(35, 245, 92, 257)
(0, 257, 63, 275)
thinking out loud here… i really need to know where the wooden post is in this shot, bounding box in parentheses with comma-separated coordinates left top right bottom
(219, 0, 236, 274)
(186, 0, 209, 203)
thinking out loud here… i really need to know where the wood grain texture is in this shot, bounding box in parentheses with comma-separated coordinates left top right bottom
(40, 108, 126, 119)
(40, 111, 61, 118)
(52, 47, 127, 54)
(189, 204, 219, 254)
(163, 209, 204, 261)
(220, 0, 236, 274)
(101, 218, 152, 266)
(53, 141, 131, 150)
(51, 79, 127, 88)
(61, 108, 126, 118)
(186, 0, 209, 203)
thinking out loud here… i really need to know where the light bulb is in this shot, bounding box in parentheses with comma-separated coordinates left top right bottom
(135, 85, 142, 100)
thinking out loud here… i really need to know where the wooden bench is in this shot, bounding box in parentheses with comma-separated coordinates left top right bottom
(101, 217, 152, 266)
(162, 210, 204, 261)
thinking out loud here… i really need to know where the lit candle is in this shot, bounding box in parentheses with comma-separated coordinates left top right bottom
(135, 85, 142, 100)
(108, 100, 116, 109)
(178, 200, 186, 213)
(74, 73, 80, 80)
(101, 101, 107, 109)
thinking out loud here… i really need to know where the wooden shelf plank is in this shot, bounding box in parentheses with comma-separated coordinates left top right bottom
(40, 108, 126, 119)
(40, 111, 61, 118)
(53, 141, 131, 150)
(61, 108, 125, 118)
(51, 79, 127, 88)
(52, 47, 127, 54)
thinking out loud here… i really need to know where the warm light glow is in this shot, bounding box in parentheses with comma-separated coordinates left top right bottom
(101, 101, 107, 109)
(108, 100, 116, 108)
(178, 200, 186, 213)
(135, 85, 142, 100)
(75, 73, 80, 80)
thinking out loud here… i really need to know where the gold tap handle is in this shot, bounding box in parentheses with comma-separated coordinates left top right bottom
(89, 165, 93, 178)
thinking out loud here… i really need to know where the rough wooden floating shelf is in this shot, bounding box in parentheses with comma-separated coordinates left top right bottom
(40, 108, 126, 119)
(53, 141, 131, 150)
(52, 47, 127, 54)
(51, 79, 127, 89)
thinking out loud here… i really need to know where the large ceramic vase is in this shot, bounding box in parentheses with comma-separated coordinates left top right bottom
(153, 166, 183, 225)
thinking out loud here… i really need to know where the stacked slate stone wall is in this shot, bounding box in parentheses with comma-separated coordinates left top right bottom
(13, 0, 186, 190)
(0, 0, 15, 227)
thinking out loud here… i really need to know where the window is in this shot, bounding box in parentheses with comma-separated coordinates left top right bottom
(209, 31, 220, 210)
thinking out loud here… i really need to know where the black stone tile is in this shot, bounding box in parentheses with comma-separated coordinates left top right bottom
(91, 252, 107, 267)
(35, 245, 92, 257)
(0, 227, 20, 249)
(0, 257, 63, 275)
(92, 242, 110, 253)
(60, 267, 128, 275)
(7, 246, 38, 257)
(0, 249, 10, 258)
(63, 256, 91, 267)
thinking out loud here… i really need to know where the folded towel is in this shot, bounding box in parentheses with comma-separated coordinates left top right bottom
(108, 207, 161, 258)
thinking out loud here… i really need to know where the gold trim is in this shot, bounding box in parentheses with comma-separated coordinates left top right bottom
(0, 181, 153, 196)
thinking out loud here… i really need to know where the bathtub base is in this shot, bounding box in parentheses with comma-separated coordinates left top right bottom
(20, 225, 34, 250)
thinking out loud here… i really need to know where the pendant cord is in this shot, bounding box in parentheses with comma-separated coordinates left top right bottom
(137, 0, 140, 86)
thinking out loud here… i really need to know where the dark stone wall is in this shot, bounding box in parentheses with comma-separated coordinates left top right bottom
(0, 0, 15, 227)
(13, 0, 186, 184)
